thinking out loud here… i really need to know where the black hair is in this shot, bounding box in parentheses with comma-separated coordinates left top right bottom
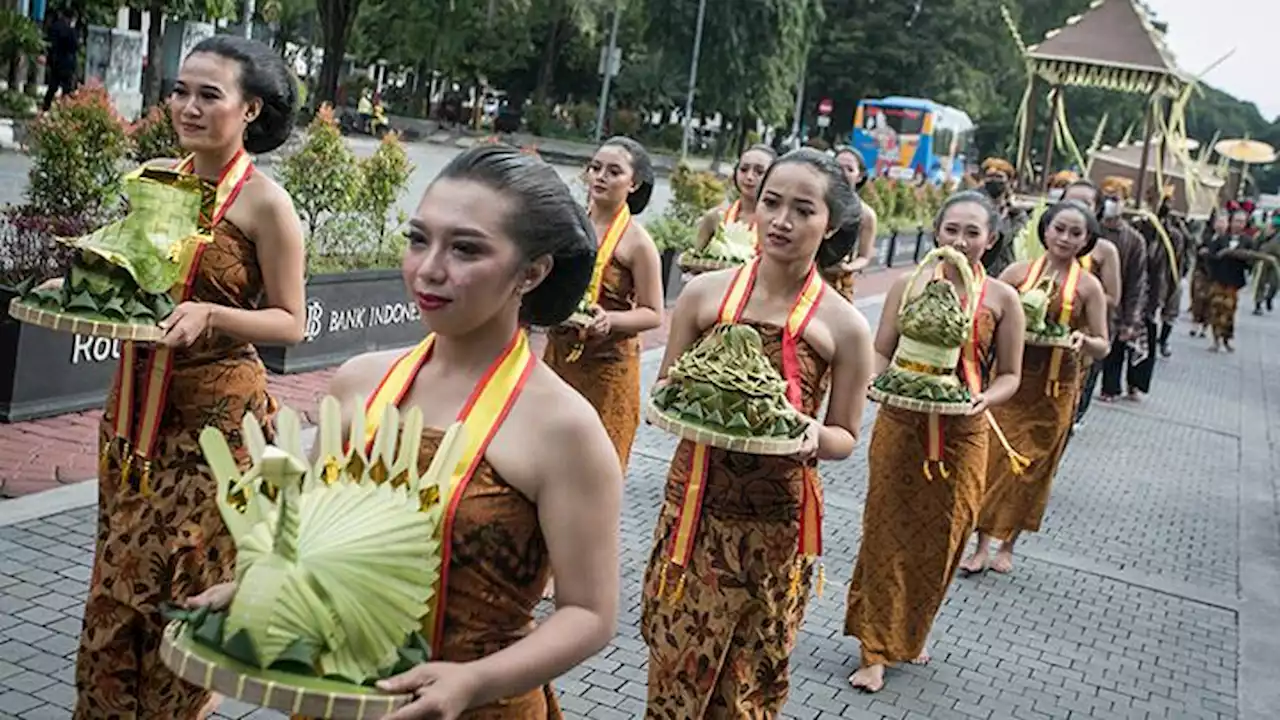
(435, 144, 595, 327)
(1063, 179, 1101, 212)
(758, 147, 862, 270)
(599, 136, 654, 214)
(732, 144, 778, 192)
(1038, 200, 1102, 257)
(187, 35, 299, 155)
(833, 145, 870, 191)
(934, 189, 999, 237)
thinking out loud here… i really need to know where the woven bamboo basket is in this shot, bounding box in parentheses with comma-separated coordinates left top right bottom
(159, 622, 413, 720)
(867, 386, 973, 416)
(677, 253, 744, 274)
(645, 399, 804, 455)
(8, 298, 164, 342)
(1024, 329, 1074, 348)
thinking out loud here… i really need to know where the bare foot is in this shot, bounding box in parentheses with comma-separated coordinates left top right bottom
(958, 551, 988, 576)
(1225, 341, 1235, 353)
(849, 664, 885, 693)
(910, 648, 931, 665)
(990, 550, 1015, 574)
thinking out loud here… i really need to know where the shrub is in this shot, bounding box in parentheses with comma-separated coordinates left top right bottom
(0, 89, 33, 118)
(669, 162, 725, 225)
(524, 103, 552, 135)
(612, 109, 641, 138)
(129, 104, 183, 163)
(646, 214, 696, 254)
(357, 131, 414, 246)
(25, 81, 131, 218)
(277, 103, 360, 237)
(0, 206, 99, 291)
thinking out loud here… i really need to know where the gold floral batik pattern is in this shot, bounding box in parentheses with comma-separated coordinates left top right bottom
(844, 308, 996, 667)
(75, 220, 276, 719)
(642, 323, 830, 719)
(544, 258, 642, 471)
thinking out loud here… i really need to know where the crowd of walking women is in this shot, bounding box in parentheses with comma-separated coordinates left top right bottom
(63, 35, 1278, 720)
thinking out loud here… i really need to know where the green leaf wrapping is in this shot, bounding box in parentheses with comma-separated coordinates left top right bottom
(655, 324, 807, 438)
(898, 279, 969, 346)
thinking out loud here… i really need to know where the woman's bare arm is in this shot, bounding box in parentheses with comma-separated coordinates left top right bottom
(982, 282, 1026, 409)
(605, 226, 663, 336)
(819, 297, 873, 458)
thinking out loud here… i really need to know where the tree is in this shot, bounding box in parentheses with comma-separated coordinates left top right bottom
(133, 0, 237, 109)
(316, 0, 363, 105)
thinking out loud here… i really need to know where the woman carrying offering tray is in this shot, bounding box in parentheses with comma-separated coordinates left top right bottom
(642, 148, 874, 718)
(958, 200, 1111, 576)
(57, 37, 308, 719)
(821, 146, 880, 302)
(845, 190, 1027, 694)
(681, 144, 777, 274)
(544, 136, 663, 472)
(186, 144, 623, 719)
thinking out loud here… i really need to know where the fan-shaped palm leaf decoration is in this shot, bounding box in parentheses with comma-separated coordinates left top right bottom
(167, 396, 468, 686)
(685, 221, 757, 265)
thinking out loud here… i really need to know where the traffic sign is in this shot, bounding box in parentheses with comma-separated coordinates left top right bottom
(818, 98, 833, 115)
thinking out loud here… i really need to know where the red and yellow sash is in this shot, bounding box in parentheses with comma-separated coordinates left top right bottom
(1079, 254, 1094, 274)
(660, 257, 825, 602)
(724, 198, 764, 256)
(362, 328, 535, 656)
(584, 204, 631, 305)
(106, 150, 254, 493)
(1019, 256, 1083, 397)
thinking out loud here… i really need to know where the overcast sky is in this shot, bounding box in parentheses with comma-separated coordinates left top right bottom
(1147, 0, 1280, 122)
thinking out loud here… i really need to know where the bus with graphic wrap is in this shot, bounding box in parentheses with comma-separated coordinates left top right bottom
(851, 96, 975, 185)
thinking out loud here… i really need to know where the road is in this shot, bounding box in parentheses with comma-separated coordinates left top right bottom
(0, 137, 677, 225)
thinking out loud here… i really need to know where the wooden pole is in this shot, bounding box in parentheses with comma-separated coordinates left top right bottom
(1015, 75, 1039, 192)
(1040, 86, 1061, 192)
(1134, 79, 1160, 206)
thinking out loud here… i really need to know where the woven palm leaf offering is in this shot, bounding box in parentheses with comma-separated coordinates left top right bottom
(1020, 273, 1073, 347)
(7, 168, 213, 343)
(647, 323, 807, 454)
(869, 246, 978, 415)
(679, 219, 756, 273)
(159, 396, 469, 719)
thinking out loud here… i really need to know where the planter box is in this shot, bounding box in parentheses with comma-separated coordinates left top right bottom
(660, 248, 686, 302)
(258, 269, 425, 374)
(0, 289, 119, 422)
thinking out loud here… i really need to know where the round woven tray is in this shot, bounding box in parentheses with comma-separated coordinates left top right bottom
(562, 310, 594, 328)
(645, 399, 804, 455)
(1024, 330, 1074, 348)
(8, 298, 164, 342)
(868, 386, 973, 416)
(159, 622, 412, 720)
(678, 254, 744, 274)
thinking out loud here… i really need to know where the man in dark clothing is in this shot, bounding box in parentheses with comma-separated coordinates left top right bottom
(42, 10, 79, 112)
(1203, 208, 1257, 352)
(1095, 176, 1149, 403)
(977, 156, 1027, 277)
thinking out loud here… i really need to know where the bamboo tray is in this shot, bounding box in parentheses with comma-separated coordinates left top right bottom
(1024, 329, 1074, 348)
(8, 298, 165, 342)
(562, 310, 595, 328)
(677, 254, 745, 274)
(159, 622, 412, 720)
(868, 386, 974, 416)
(645, 399, 804, 455)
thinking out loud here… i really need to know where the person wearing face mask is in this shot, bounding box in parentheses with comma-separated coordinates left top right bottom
(977, 157, 1028, 277)
(1093, 177, 1149, 403)
(1046, 170, 1078, 202)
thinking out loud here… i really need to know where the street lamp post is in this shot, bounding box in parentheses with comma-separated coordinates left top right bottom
(243, 0, 255, 38)
(680, 0, 708, 159)
(594, 0, 623, 143)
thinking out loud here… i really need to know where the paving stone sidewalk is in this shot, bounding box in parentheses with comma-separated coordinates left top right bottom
(0, 297, 1277, 719)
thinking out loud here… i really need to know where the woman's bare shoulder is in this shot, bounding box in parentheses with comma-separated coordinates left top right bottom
(328, 348, 404, 401)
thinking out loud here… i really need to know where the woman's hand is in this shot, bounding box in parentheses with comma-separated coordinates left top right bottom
(585, 306, 611, 338)
(795, 415, 822, 459)
(377, 662, 481, 720)
(184, 582, 236, 611)
(968, 393, 989, 416)
(159, 301, 214, 348)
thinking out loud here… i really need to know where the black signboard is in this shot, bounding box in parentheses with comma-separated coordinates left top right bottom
(258, 269, 425, 374)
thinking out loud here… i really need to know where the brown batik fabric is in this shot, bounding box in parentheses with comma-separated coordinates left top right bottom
(544, 258, 642, 471)
(1190, 266, 1213, 325)
(641, 323, 830, 719)
(844, 309, 995, 667)
(819, 266, 855, 303)
(75, 220, 277, 719)
(420, 428, 562, 719)
(1208, 282, 1239, 341)
(978, 301, 1084, 540)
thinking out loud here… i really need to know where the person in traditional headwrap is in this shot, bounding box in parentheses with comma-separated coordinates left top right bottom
(977, 157, 1028, 277)
(1202, 205, 1260, 351)
(1046, 170, 1079, 201)
(1145, 185, 1189, 357)
(1093, 176, 1148, 402)
(1254, 213, 1280, 315)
